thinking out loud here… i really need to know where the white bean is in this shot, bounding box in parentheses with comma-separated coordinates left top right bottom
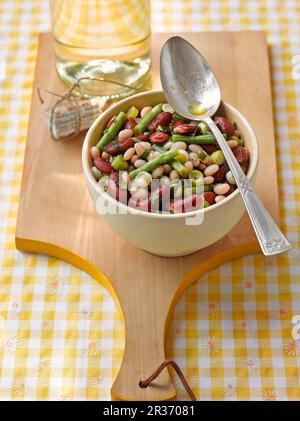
(226, 170, 236, 185)
(163, 141, 173, 150)
(188, 144, 203, 154)
(131, 154, 139, 164)
(134, 142, 145, 156)
(102, 151, 110, 159)
(184, 161, 193, 174)
(227, 140, 239, 149)
(204, 164, 219, 176)
(134, 159, 147, 168)
(131, 188, 148, 201)
(215, 195, 226, 203)
(135, 171, 152, 187)
(118, 128, 133, 141)
(214, 183, 230, 195)
(124, 147, 135, 161)
(90, 146, 100, 159)
(199, 163, 207, 171)
(92, 166, 102, 180)
(170, 169, 179, 180)
(189, 152, 200, 167)
(140, 106, 152, 119)
(163, 164, 172, 174)
(171, 141, 187, 150)
(152, 166, 164, 178)
(140, 141, 151, 151)
(203, 176, 214, 185)
(121, 171, 130, 185)
(148, 151, 160, 161)
(129, 180, 138, 195)
(160, 175, 170, 185)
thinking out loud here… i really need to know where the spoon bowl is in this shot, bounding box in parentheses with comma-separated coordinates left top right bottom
(160, 36, 292, 256)
(160, 36, 221, 119)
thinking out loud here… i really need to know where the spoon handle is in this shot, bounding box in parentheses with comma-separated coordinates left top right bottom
(204, 117, 292, 256)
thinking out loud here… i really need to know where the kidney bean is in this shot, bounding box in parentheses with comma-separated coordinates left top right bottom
(233, 146, 250, 164)
(150, 132, 170, 144)
(124, 117, 137, 130)
(136, 133, 150, 142)
(170, 194, 203, 213)
(148, 112, 172, 130)
(213, 116, 235, 136)
(202, 144, 220, 154)
(104, 138, 134, 155)
(173, 119, 187, 128)
(173, 124, 198, 135)
(94, 157, 113, 174)
(224, 185, 235, 197)
(105, 114, 117, 129)
(202, 191, 216, 205)
(212, 163, 229, 183)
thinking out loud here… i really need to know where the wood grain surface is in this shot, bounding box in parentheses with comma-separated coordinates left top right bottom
(16, 32, 278, 401)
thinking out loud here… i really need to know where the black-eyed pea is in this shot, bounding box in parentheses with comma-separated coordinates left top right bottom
(213, 183, 230, 195)
(91, 146, 100, 159)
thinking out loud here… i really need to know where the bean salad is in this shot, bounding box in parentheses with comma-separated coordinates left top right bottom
(90, 103, 250, 214)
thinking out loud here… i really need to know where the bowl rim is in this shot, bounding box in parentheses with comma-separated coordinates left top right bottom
(82, 90, 259, 220)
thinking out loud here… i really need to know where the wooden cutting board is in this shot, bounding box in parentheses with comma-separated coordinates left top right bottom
(16, 32, 279, 401)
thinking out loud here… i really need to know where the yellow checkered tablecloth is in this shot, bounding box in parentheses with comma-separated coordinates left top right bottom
(0, 0, 300, 401)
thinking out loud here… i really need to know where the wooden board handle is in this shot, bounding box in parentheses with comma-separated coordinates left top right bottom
(110, 272, 177, 401)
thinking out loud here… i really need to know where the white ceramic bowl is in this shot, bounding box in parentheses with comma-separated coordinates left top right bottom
(82, 90, 259, 257)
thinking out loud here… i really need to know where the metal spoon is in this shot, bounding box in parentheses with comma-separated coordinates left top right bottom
(160, 36, 291, 256)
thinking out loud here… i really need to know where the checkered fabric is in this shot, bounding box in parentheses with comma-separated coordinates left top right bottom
(0, 0, 299, 401)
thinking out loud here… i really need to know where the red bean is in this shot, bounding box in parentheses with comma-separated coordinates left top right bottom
(136, 133, 150, 142)
(202, 144, 220, 154)
(124, 117, 137, 130)
(213, 116, 235, 136)
(150, 132, 169, 144)
(148, 112, 172, 130)
(104, 138, 134, 155)
(94, 157, 113, 174)
(202, 191, 216, 205)
(233, 146, 250, 164)
(173, 119, 186, 128)
(170, 194, 203, 213)
(173, 124, 198, 135)
(212, 163, 229, 183)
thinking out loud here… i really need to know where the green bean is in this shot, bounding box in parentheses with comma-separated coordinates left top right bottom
(153, 145, 188, 177)
(134, 103, 163, 134)
(171, 134, 227, 144)
(129, 149, 179, 179)
(172, 113, 189, 121)
(96, 111, 128, 151)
